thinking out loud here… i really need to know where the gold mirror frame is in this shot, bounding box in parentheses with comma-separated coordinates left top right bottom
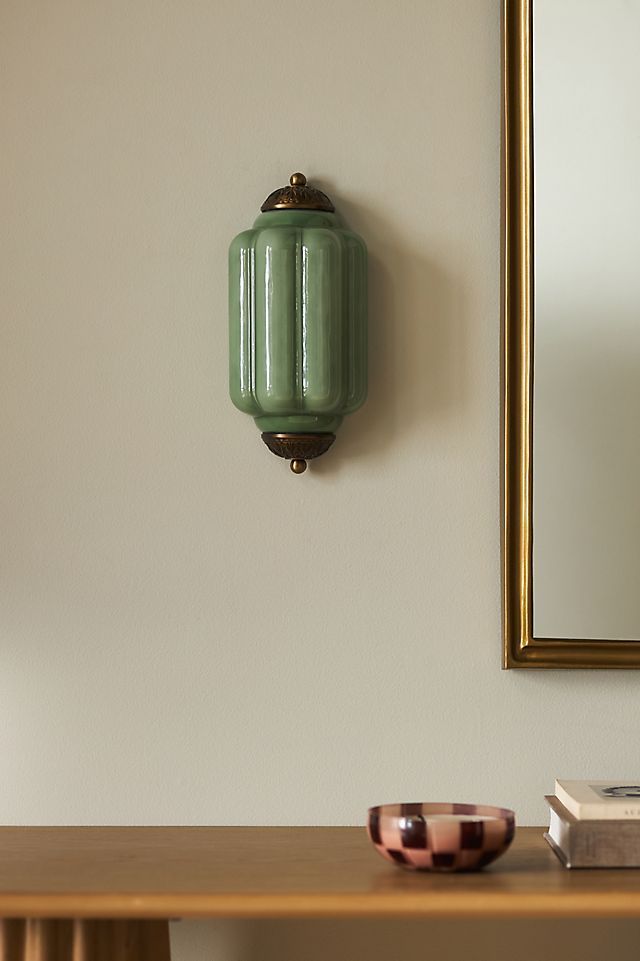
(502, 0, 640, 668)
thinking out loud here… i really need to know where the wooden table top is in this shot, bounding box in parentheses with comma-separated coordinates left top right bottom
(0, 826, 638, 919)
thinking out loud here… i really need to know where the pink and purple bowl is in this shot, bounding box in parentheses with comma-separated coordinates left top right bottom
(367, 802, 516, 872)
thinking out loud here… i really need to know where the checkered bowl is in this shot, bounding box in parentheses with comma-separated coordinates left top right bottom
(367, 802, 516, 872)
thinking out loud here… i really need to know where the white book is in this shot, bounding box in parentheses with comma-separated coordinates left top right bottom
(547, 805, 570, 851)
(555, 780, 640, 820)
(545, 795, 640, 867)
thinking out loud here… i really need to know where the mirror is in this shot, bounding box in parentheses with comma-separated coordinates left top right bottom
(502, 0, 640, 667)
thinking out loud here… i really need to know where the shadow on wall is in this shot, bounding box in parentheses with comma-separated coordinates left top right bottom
(171, 917, 640, 961)
(304, 182, 468, 476)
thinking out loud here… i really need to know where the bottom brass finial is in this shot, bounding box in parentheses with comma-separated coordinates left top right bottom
(261, 432, 336, 470)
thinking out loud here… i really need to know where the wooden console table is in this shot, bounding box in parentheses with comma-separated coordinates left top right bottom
(1, 826, 640, 960)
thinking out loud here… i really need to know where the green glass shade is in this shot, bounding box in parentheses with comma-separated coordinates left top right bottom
(229, 194, 367, 466)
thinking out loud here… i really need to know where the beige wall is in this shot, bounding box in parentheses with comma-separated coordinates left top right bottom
(2, 1, 640, 959)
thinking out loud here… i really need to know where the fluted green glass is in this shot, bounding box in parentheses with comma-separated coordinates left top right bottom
(229, 209, 367, 436)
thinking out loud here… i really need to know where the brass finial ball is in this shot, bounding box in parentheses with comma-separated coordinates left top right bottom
(290, 459, 307, 474)
(290, 172, 307, 187)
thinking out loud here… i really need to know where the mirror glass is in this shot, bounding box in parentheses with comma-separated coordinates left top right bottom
(532, 0, 640, 639)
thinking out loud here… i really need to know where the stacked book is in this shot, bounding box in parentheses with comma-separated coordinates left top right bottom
(545, 780, 640, 868)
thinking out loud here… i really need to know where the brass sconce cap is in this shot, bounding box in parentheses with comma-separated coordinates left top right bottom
(261, 432, 335, 473)
(260, 173, 335, 213)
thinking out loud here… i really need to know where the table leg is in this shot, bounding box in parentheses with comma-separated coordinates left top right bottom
(0, 920, 171, 961)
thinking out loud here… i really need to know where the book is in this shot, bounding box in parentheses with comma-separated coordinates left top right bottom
(555, 780, 640, 820)
(545, 795, 640, 868)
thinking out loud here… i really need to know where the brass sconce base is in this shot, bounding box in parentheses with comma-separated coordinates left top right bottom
(261, 433, 336, 473)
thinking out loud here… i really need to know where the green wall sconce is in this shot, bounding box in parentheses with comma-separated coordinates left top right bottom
(229, 173, 367, 474)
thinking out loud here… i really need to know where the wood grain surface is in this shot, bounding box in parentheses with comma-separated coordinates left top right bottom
(0, 826, 638, 919)
(0, 920, 170, 961)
